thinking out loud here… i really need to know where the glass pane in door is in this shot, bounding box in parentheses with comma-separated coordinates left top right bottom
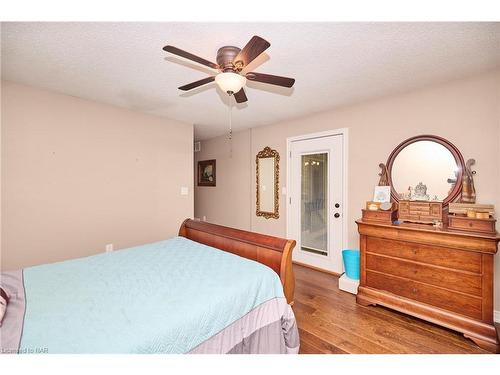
(300, 153, 328, 255)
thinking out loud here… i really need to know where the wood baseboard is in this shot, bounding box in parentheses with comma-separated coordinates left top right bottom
(292, 261, 342, 277)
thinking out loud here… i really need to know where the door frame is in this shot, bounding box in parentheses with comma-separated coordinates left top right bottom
(285, 128, 349, 272)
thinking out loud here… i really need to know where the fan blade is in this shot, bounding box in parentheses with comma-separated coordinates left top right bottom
(163, 45, 219, 70)
(246, 72, 295, 88)
(178, 76, 215, 91)
(234, 36, 270, 67)
(233, 88, 248, 103)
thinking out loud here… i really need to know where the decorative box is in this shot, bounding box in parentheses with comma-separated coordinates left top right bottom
(398, 200, 446, 224)
(361, 208, 397, 224)
(448, 203, 495, 216)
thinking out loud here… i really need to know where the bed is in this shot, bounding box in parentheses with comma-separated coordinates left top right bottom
(0, 219, 299, 354)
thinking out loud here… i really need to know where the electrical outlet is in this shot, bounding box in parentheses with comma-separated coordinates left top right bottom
(180, 186, 189, 195)
(202, 216, 207, 222)
(105, 244, 113, 253)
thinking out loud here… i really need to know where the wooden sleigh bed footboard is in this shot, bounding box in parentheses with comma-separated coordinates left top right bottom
(179, 219, 296, 305)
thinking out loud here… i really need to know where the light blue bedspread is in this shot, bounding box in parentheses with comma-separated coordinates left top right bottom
(20, 236, 284, 353)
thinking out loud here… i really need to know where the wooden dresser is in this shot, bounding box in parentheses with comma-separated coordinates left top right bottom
(356, 219, 499, 353)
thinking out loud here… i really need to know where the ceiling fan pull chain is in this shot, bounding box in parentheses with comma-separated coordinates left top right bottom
(228, 93, 233, 158)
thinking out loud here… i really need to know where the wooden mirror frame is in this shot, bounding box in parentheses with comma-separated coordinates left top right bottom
(385, 135, 465, 205)
(256, 146, 280, 219)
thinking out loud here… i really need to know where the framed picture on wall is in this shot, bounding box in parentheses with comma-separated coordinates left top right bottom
(197, 159, 216, 187)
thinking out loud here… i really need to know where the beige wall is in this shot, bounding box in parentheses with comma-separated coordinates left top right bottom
(194, 129, 252, 230)
(1, 81, 194, 270)
(497, 69, 500, 319)
(195, 68, 500, 311)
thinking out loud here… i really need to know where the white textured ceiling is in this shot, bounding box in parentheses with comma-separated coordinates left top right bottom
(2, 22, 500, 140)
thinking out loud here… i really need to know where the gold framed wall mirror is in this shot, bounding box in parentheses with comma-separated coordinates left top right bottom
(256, 147, 280, 219)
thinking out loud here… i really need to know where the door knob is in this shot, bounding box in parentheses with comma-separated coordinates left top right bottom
(334, 213, 340, 218)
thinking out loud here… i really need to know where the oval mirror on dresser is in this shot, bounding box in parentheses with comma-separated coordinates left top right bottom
(386, 135, 465, 205)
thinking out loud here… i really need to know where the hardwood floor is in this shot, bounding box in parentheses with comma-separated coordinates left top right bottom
(293, 264, 499, 354)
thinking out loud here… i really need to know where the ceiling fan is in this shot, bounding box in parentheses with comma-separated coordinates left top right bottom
(163, 36, 295, 103)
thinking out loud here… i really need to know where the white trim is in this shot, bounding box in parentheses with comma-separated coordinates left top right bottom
(287, 128, 349, 144)
(342, 129, 349, 254)
(338, 273, 359, 295)
(494, 310, 500, 324)
(286, 127, 349, 269)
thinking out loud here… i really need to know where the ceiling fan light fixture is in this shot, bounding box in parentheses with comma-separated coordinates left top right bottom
(215, 72, 246, 94)
(164, 36, 295, 104)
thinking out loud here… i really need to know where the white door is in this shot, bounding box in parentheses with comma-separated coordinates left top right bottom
(288, 133, 344, 273)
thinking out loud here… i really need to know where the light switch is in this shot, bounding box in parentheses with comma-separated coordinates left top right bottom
(181, 187, 189, 195)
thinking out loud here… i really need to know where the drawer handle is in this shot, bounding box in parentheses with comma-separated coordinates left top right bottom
(412, 288, 418, 294)
(413, 249, 418, 255)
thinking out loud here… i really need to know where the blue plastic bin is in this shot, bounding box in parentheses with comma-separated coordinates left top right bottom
(342, 249, 360, 280)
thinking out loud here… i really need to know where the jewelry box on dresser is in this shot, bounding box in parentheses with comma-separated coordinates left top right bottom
(356, 135, 499, 353)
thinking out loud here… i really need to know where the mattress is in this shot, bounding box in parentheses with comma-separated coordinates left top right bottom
(0, 236, 299, 354)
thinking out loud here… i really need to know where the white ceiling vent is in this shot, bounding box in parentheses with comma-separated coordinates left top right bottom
(194, 141, 201, 153)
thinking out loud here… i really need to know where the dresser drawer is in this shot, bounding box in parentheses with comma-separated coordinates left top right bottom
(361, 209, 397, 224)
(399, 214, 421, 222)
(365, 271, 482, 320)
(399, 204, 409, 212)
(448, 215, 496, 235)
(366, 253, 482, 296)
(429, 204, 442, 216)
(410, 207, 430, 214)
(409, 202, 431, 208)
(364, 210, 390, 221)
(366, 237, 481, 274)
